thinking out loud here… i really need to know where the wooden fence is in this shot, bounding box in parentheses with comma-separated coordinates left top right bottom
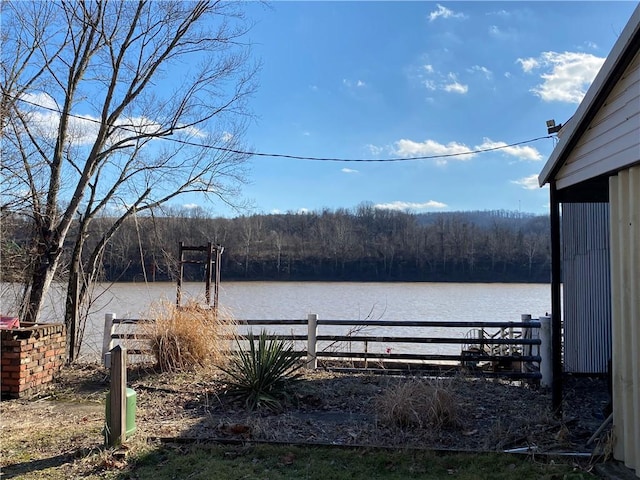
(102, 313, 544, 380)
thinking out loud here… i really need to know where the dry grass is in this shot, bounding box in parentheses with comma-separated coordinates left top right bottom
(143, 299, 236, 373)
(374, 377, 461, 431)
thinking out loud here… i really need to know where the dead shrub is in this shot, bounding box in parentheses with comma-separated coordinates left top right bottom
(144, 299, 236, 372)
(374, 378, 460, 431)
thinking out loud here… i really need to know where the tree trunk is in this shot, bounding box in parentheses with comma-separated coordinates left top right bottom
(64, 270, 79, 362)
(23, 246, 62, 325)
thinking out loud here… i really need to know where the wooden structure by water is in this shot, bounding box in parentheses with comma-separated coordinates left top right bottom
(176, 242, 223, 309)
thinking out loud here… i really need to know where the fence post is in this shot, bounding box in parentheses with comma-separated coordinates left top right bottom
(539, 315, 553, 388)
(306, 313, 317, 370)
(521, 314, 532, 359)
(107, 345, 127, 447)
(508, 326, 514, 355)
(103, 313, 116, 367)
(364, 340, 368, 369)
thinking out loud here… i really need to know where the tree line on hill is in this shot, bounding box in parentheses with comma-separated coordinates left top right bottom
(1, 204, 551, 285)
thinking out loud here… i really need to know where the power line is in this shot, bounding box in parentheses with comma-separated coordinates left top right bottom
(12, 94, 553, 163)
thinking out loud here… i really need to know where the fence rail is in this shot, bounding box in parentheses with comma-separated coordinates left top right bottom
(102, 313, 546, 381)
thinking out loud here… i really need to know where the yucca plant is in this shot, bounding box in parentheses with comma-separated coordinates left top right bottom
(220, 330, 304, 410)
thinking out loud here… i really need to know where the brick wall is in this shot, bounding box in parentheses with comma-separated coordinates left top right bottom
(1, 323, 66, 399)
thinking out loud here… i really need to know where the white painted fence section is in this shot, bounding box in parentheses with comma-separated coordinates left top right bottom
(101, 312, 548, 381)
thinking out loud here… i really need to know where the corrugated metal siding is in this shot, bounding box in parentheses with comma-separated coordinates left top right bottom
(557, 49, 640, 189)
(610, 165, 640, 475)
(561, 203, 612, 373)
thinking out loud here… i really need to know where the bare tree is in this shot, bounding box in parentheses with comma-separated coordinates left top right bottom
(1, 0, 256, 360)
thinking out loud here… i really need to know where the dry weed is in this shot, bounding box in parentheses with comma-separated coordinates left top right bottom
(374, 377, 460, 431)
(143, 299, 236, 372)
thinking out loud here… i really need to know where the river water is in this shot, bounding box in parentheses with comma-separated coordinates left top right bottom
(1, 281, 551, 362)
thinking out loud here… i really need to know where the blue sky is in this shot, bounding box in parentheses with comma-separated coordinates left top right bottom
(207, 1, 637, 217)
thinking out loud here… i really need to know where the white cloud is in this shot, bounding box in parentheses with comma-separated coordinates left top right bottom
(375, 200, 448, 211)
(221, 131, 234, 142)
(366, 144, 386, 156)
(423, 79, 438, 91)
(517, 51, 605, 103)
(488, 24, 517, 40)
(469, 65, 492, 79)
(21, 92, 99, 144)
(517, 57, 539, 73)
(389, 137, 542, 164)
(428, 4, 465, 22)
(417, 66, 468, 94)
(394, 139, 474, 160)
(442, 73, 468, 94)
(22, 91, 57, 110)
(477, 138, 542, 161)
(19, 92, 178, 148)
(343, 78, 366, 88)
(341, 168, 358, 174)
(179, 125, 207, 139)
(443, 81, 468, 94)
(487, 9, 510, 17)
(182, 203, 200, 209)
(302, 131, 311, 136)
(511, 174, 544, 190)
(489, 25, 502, 36)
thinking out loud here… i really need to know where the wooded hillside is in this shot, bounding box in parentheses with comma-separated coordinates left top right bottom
(1, 205, 550, 284)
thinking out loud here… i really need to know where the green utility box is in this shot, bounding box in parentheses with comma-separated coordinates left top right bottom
(105, 387, 137, 439)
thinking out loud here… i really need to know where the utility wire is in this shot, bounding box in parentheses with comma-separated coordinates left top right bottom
(12, 94, 554, 163)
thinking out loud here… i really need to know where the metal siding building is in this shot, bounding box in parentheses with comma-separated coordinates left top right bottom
(562, 203, 611, 374)
(539, 5, 640, 476)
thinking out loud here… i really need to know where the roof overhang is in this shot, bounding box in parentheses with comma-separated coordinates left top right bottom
(539, 4, 640, 188)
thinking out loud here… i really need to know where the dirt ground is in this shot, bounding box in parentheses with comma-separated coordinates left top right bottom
(1, 363, 612, 462)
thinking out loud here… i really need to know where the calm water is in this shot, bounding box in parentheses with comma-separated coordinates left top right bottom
(1, 281, 551, 362)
